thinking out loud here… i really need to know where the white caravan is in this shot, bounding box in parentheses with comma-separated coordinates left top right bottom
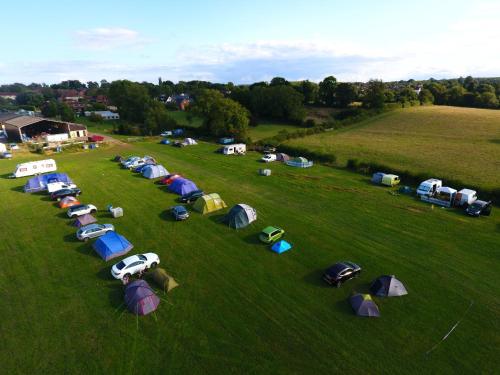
(12, 159, 57, 178)
(454, 189, 478, 206)
(223, 144, 246, 155)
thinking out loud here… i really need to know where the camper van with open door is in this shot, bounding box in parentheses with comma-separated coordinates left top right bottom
(223, 144, 246, 155)
(12, 159, 57, 178)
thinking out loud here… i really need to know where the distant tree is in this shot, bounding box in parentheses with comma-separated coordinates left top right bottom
(418, 88, 434, 104)
(15, 91, 44, 107)
(318, 76, 337, 106)
(397, 87, 418, 104)
(191, 89, 250, 139)
(477, 92, 499, 108)
(477, 83, 495, 94)
(41, 100, 59, 117)
(362, 80, 386, 109)
(335, 82, 358, 107)
(447, 84, 467, 106)
(249, 85, 306, 123)
(108, 80, 151, 123)
(88, 112, 103, 122)
(425, 82, 448, 105)
(58, 103, 75, 121)
(270, 77, 289, 86)
(298, 80, 319, 104)
(143, 101, 178, 135)
(464, 76, 478, 92)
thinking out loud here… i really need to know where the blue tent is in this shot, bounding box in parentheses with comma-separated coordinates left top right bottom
(168, 177, 198, 195)
(142, 165, 168, 179)
(24, 173, 73, 193)
(93, 231, 133, 261)
(160, 139, 171, 145)
(271, 240, 292, 254)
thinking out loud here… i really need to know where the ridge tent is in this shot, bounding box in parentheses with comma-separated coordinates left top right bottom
(370, 275, 408, 297)
(73, 214, 97, 227)
(151, 268, 179, 293)
(93, 231, 133, 261)
(271, 240, 292, 254)
(142, 164, 168, 179)
(193, 193, 227, 214)
(350, 293, 380, 317)
(169, 178, 198, 196)
(224, 204, 257, 229)
(59, 196, 80, 208)
(285, 157, 313, 168)
(24, 173, 73, 193)
(124, 280, 160, 316)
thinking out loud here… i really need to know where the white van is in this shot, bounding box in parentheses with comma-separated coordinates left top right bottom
(416, 178, 442, 197)
(223, 144, 246, 155)
(12, 159, 57, 178)
(47, 181, 77, 193)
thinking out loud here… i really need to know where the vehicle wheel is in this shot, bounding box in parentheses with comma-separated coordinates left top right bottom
(150, 262, 158, 269)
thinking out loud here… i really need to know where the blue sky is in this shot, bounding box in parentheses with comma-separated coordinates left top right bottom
(1, 0, 499, 84)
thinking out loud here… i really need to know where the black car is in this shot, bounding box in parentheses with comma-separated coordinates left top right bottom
(323, 261, 362, 287)
(51, 188, 82, 201)
(465, 200, 492, 217)
(180, 189, 204, 203)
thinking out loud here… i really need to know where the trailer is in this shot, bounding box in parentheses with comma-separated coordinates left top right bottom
(12, 159, 57, 178)
(223, 144, 246, 155)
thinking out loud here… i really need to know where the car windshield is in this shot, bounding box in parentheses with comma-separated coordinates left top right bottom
(71, 205, 84, 210)
(138, 254, 147, 261)
(327, 264, 346, 275)
(115, 261, 126, 270)
(419, 185, 430, 191)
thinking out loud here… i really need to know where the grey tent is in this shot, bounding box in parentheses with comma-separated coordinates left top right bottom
(224, 204, 257, 229)
(350, 294, 380, 317)
(73, 214, 97, 227)
(142, 165, 168, 179)
(370, 275, 408, 297)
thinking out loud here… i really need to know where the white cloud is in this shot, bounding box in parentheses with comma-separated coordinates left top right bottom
(73, 28, 148, 50)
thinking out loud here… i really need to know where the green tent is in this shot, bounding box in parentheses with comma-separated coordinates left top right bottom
(151, 268, 179, 293)
(193, 193, 227, 214)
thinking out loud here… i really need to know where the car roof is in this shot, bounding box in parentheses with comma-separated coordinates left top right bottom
(262, 226, 279, 234)
(70, 204, 85, 210)
(173, 205, 187, 211)
(120, 253, 149, 265)
(80, 224, 102, 230)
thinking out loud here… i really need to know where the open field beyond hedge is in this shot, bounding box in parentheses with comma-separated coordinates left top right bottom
(0, 141, 498, 374)
(287, 106, 500, 190)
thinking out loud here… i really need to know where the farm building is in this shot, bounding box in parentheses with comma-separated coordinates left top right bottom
(0, 114, 87, 143)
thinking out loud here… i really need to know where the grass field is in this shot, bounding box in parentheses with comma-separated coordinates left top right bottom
(287, 106, 500, 190)
(0, 141, 498, 374)
(248, 122, 302, 141)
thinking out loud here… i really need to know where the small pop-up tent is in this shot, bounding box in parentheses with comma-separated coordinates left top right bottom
(224, 204, 257, 229)
(59, 196, 80, 208)
(151, 268, 179, 293)
(271, 240, 292, 254)
(142, 165, 168, 179)
(370, 275, 408, 297)
(169, 178, 198, 195)
(24, 173, 73, 193)
(124, 280, 160, 316)
(350, 294, 380, 317)
(73, 214, 97, 227)
(193, 193, 227, 214)
(93, 231, 133, 261)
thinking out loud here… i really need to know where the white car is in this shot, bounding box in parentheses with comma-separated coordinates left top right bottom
(121, 156, 140, 167)
(261, 153, 277, 163)
(125, 158, 146, 169)
(76, 223, 115, 241)
(67, 204, 97, 218)
(111, 253, 160, 280)
(47, 182, 77, 194)
(160, 131, 172, 137)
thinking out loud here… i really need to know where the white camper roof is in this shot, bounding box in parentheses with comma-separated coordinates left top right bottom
(437, 186, 457, 194)
(458, 188, 476, 195)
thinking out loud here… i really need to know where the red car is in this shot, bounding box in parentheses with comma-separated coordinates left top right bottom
(159, 173, 182, 185)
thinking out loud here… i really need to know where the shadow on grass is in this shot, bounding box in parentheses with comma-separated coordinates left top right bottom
(56, 211, 71, 219)
(40, 196, 53, 202)
(242, 233, 264, 246)
(490, 138, 500, 144)
(208, 214, 226, 225)
(303, 269, 331, 289)
(159, 209, 176, 222)
(63, 233, 80, 243)
(108, 285, 124, 309)
(10, 185, 25, 193)
(97, 266, 114, 281)
(334, 298, 355, 316)
(1, 173, 14, 180)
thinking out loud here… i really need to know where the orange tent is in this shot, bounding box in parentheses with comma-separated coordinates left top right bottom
(59, 196, 80, 208)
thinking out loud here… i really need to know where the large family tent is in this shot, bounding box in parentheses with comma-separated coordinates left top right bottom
(193, 193, 227, 214)
(224, 204, 257, 229)
(271, 240, 292, 254)
(73, 214, 97, 227)
(24, 173, 73, 193)
(59, 196, 80, 208)
(370, 275, 408, 297)
(285, 157, 313, 168)
(169, 178, 198, 196)
(350, 294, 380, 317)
(276, 153, 290, 162)
(142, 164, 168, 179)
(93, 231, 133, 261)
(151, 268, 179, 293)
(124, 280, 160, 316)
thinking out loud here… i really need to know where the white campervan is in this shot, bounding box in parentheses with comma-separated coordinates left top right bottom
(223, 144, 246, 155)
(12, 159, 57, 178)
(416, 178, 442, 198)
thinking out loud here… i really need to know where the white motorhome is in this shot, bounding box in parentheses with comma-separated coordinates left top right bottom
(223, 144, 246, 155)
(12, 159, 57, 178)
(416, 178, 442, 197)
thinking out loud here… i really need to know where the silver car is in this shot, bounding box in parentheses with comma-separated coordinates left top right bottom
(76, 224, 115, 241)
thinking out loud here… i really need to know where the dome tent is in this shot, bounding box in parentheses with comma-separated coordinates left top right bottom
(73, 214, 97, 227)
(93, 232, 133, 261)
(271, 240, 292, 254)
(224, 204, 257, 229)
(193, 193, 227, 214)
(142, 164, 168, 179)
(124, 280, 160, 315)
(350, 293, 380, 317)
(370, 275, 408, 297)
(168, 178, 198, 196)
(59, 196, 80, 208)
